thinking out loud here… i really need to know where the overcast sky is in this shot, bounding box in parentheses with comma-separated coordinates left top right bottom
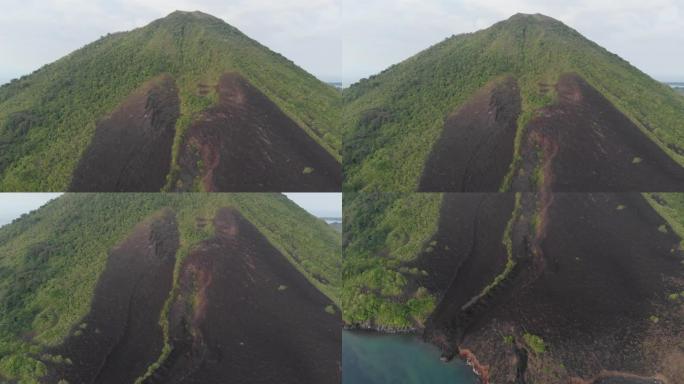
(0, 0, 341, 84)
(283, 193, 341, 218)
(0, 193, 62, 227)
(343, 0, 684, 84)
(0, 193, 339, 227)
(0, 1, 680, 87)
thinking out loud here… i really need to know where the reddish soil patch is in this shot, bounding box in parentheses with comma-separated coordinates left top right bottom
(45, 210, 179, 384)
(143, 207, 340, 383)
(69, 75, 180, 192)
(449, 194, 683, 383)
(518, 73, 684, 192)
(176, 73, 341, 191)
(459, 348, 491, 383)
(419, 77, 521, 191)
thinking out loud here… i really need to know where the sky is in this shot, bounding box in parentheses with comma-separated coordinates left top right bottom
(0, 0, 341, 84)
(0, 1, 681, 87)
(0, 193, 340, 227)
(0, 193, 62, 227)
(283, 193, 341, 218)
(342, 0, 684, 83)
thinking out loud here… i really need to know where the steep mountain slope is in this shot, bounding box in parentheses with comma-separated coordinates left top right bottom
(0, 193, 341, 383)
(0, 11, 341, 191)
(342, 192, 684, 383)
(343, 13, 684, 192)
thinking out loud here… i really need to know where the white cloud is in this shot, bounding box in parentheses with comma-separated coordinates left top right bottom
(0, 0, 341, 82)
(342, 0, 684, 83)
(283, 193, 341, 217)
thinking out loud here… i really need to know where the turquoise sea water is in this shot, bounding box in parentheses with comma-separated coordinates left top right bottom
(342, 330, 479, 384)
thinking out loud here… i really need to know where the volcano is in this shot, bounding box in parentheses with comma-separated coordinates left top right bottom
(342, 191, 684, 384)
(0, 11, 341, 192)
(343, 13, 684, 192)
(0, 193, 341, 383)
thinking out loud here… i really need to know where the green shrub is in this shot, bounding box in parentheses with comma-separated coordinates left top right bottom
(523, 333, 546, 354)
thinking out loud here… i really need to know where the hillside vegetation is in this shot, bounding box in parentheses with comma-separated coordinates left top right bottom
(644, 192, 684, 244)
(0, 11, 341, 191)
(0, 193, 340, 383)
(343, 13, 684, 192)
(342, 192, 442, 328)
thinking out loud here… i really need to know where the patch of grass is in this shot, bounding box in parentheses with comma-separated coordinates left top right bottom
(523, 332, 546, 354)
(658, 224, 669, 233)
(277, 285, 288, 291)
(302, 167, 314, 174)
(644, 194, 684, 242)
(616, 204, 626, 210)
(324, 305, 336, 315)
(632, 157, 643, 164)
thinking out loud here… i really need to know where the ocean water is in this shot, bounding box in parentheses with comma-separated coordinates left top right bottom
(342, 330, 479, 384)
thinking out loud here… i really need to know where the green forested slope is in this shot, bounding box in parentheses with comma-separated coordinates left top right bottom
(0, 11, 341, 191)
(0, 193, 340, 382)
(342, 192, 442, 328)
(343, 13, 684, 192)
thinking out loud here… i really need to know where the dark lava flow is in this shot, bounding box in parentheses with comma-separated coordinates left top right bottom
(69, 75, 180, 192)
(415, 194, 515, 354)
(419, 77, 521, 192)
(176, 73, 342, 192)
(143, 208, 341, 384)
(419, 193, 683, 383)
(517, 74, 684, 192)
(419, 73, 684, 192)
(46, 210, 179, 384)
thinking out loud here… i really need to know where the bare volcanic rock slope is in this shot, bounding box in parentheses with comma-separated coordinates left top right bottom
(143, 208, 340, 384)
(344, 13, 684, 192)
(69, 75, 180, 192)
(510, 74, 684, 192)
(45, 210, 180, 384)
(0, 11, 341, 191)
(419, 78, 521, 192)
(175, 73, 342, 191)
(343, 192, 684, 383)
(445, 194, 684, 384)
(0, 193, 341, 383)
